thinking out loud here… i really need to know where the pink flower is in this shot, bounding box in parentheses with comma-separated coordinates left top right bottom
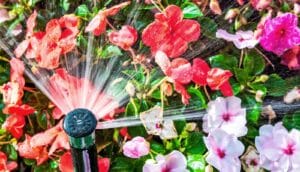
(255, 122, 300, 171)
(207, 68, 233, 97)
(216, 29, 258, 49)
(108, 25, 138, 50)
(204, 129, 245, 172)
(203, 96, 247, 137)
(142, 5, 200, 58)
(0, 151, 18, 171)
(281, 45, 300, 70)
(0, 9, 11, 23)
(250, 0, 272, 11)
(259, 13, 300, 55)
(123, 136, 150, 158)
(10, 58, 25, 87)
(0, 82, 23, 105)
(143, 150, 188, 172)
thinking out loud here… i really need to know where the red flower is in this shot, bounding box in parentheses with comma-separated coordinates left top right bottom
(85, 1, 131, 36)
(18, 135, 49, 165)
(281, 46, 300, 70)
(10, 58, 25, 87)
(52, 107, 64, 119)
(192, 58, 210, 86)
(2, 114, 25, 139)
(119, 127, 132, 139)
(14, 10, 37, 58)
(155, 51, 192, 104)
(0, 82, 23, 105)
(142, 5, 200, 58)
(5, 104, 35, 116)
(59, 152, 110, 172)
(207, 68, 233, 97)
(0, 151, 18, 171)
(108, 25, 138, 50)
(30, 120, 70, 155)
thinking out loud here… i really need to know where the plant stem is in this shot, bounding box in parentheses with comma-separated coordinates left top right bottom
(203, 86, 211, 101)
(147, 77, 167, 96)
(0, 56, 9, 62)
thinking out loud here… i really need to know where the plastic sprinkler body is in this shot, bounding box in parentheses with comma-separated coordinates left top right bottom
(63, 108, 99, 172)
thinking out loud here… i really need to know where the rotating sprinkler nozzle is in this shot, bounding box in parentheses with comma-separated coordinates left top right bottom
(63, 108, 98, 172)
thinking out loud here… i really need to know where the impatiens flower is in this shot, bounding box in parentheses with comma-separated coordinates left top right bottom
(0, 82, 23, 105)
(192, 58, 210, 86)
(18, 135, 49, 165)
(281, 45, 300, 70)
(5, 104, 35, 116)
(10, 58, 25, 87)
(209, 0, 222, 15)
(30, 120, 70, 155)
(123, 136, 150, 158)
(216, 29, 258, 49)
(2, 114, 25, 139)
(85, 1, 130, 36)
(204, 129, 245, 172)
(203, 96, 247, 137)
(108, 25, 138, 50)
(142, 5, 200, 58)
(155, 51, 192, 104)
(284, 87, 300, 104)
(59, 151, 110, 172)
(119, 127, 132, 139)
(259, 13, 300, 55)
(255, 122, 300, 171)
(0, 151, 18, 171)
(207, 68, 233, 97)
(250, 0, 272, 11)
(143, 150, 188, 172)
(241, 146, 262, 172)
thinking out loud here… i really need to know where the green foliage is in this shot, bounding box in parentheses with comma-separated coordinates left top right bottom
(181, 2, 203, 19)
(198, 17, 218, 38)
(187, 154, 206, 172)
(75, 4, 90, 18)
(209, 54, 238, 71)
(243, 50, 265, 76)
(184, 132, 206, 154)
(283, 111, 300, 131)
(265, 74, 286, 97)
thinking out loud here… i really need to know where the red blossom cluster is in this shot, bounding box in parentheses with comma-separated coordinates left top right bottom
(59, 151, 110, 172)
(0, 58, 35, 139)
(142, 5, 200, 58)
(85, 1, 130, 36)
(14, 11, 79, 69)
(0, 151, 17, 171)
(156, 51, 233, 104)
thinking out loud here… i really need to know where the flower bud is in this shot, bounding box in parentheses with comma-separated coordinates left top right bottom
(209, 0, 222, 15)
(225, 8, 240, 21)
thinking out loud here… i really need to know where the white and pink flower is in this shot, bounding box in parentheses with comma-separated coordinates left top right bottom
(123, 136, 150, 159)
(143, 150, 188, 172)
(204, 129, 245, 172)
(203, 96, 247, 137)
(255, 122, 300, 171)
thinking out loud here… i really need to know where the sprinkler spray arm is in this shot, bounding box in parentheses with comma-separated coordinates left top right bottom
(63, 109, 99, 172)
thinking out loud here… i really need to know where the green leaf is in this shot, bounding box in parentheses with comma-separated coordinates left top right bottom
(241, 94, 261, 124)
(182, 2, 203, 19)
(125, 99, 140, 116)
(150, 141, 166, 154)
(209, 54, 238, 71)
(24, 159, 36, 166)
(128, 126, 147, 137)
(174, 120, 186, 135)
(187, 86, 207, 110)
(234, 68, 249, 85)
(187, 154, 206, 172)
(246, 125, 259, 139)
(36, 112, 48, 130)
(75, 4, 90, 18)
(243, 50, 265, 76)
(3, 144, 18, 161)
(265, 74, 286, 97)
(98, 45, 122, 59)
(283, 111, 300, 131)
(111, 157, 133, 172)
(59, 0, 70, 11)
(198, 17, 217, 38)
(184, 132, 206, 154)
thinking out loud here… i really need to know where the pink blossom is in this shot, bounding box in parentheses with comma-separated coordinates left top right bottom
(250, 0, 272, 11)
(123, 136, 150, 158)
(255, 122, 300, 171)
(216, 29, 258, 49)
(203, 96, 247, 137)
(108, 25, 138, 50)
(0, 9, 11, 23)
(204, 129, 244, 172)
(143, 150, 188, 172)
(281, 45, 300, 70)
(259, 13, 300, 55)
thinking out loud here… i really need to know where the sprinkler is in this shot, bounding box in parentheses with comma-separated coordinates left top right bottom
(63, 109, 98, 172)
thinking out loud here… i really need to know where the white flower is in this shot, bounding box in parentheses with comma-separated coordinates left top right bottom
(203, 96, 247, 137)
(204, 129, 245, 172)
(216, 29, 258, 49)
(255, 122, 300, 172)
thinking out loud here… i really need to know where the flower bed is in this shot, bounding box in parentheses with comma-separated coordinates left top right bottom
(0, 0, 300, 171)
